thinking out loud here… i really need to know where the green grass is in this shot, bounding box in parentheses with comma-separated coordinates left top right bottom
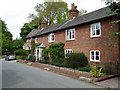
(75, 67, 91, 72)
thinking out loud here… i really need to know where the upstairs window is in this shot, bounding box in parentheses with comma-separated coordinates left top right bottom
(91, 22, 101, 37)
(65, 49, 73, 54)
(35, 38, 38, 43)
(66, 28, 75, 40)
(90, 50, 100, 62)
(26, 39, 31, 42)
(48, 33, 55, 42)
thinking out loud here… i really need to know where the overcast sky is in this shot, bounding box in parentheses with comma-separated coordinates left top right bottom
(0, 0, 107, 40)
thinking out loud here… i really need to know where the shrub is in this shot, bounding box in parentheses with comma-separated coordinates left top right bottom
(48, 61, 68, 67)
(64, 53, 88, 68)
(31, 40, 35, 55)
(26, 54, 36, 62)
(76, 67, 91, 72)
(39, 60, 49, 64)
(42, 48, 49, 60)
(48, 43, 64, 63)
(14, 49, 29, 56)
(90, 66, 105, 78)
(16, 56, 21, 60)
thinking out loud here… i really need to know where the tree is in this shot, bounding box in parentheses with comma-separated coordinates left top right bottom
(79, 9, 87, 15)
(0, 19, 13, 55)
(20, 18, 41, 41)
(10, 38, 24, 54)
(28, 0, 68, 25)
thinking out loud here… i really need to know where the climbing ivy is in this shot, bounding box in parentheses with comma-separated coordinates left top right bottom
(48, 43, 65, 63)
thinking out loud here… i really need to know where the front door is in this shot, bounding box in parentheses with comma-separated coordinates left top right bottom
(36, 47, 43, 61)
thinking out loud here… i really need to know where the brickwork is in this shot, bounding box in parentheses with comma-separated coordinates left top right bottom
(35, 17, 119, 66)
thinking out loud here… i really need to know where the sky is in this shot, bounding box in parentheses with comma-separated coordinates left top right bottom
(0, 0, 107, 40)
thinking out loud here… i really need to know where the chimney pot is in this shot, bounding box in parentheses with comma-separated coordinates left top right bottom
(69, 3, 79, 19)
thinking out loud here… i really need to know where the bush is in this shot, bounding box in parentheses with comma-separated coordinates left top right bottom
(16, 56, 21, 60)
(26, 54, 36, 62)
(14, 49, 29, 56)
(39, 60, 49, 64)
(76, 67, 91, 72)
(90, 66, 105, 78)
(48, 43, 64, 63)
(31, 40, 35, 55)
(42, 48, 49, 60)
(47, 61, 68, 67)
(64, 53, 88, 68)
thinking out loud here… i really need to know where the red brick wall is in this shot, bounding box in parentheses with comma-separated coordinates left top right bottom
(33, 17, 119, 65)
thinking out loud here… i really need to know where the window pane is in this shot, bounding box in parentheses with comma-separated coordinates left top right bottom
(72, 30, 74, 38)
(96, 29, 100, 35)
(91, 55, 94, 60)
(91, 51, 94, 60)
(91, 25, 95, 35)
(69, 31, 72, 39)
(67, 30, 69, 39)
(52, 34, 54, 41)
(96, 51, 99, 55)
(91, 51, 94, 55)
(96, 23, 100, 30)
(96, 56, 99, 60)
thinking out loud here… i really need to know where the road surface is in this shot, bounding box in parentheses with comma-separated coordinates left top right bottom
(1, 59, 103, 88)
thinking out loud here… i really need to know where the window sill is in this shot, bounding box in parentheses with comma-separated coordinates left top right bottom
(90, 60, 100, 63)
(66, 39, 75, 42)
(48, 41, 54, 44)
(90, 36, 101, 39)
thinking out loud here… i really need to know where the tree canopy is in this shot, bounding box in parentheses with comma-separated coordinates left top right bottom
(28, 0, 69, 25)
(0, 19, 13, 55)
(20, 18, 41, 41)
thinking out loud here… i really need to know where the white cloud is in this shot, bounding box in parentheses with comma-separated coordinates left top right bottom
(0, 0, 106, 40)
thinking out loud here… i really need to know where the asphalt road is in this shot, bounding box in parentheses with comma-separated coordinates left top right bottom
(1, 59, 103, 88)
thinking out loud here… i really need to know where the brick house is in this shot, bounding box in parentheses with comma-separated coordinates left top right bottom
(23, 4, 120, 70)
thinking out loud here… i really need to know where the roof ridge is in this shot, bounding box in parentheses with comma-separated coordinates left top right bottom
(77, 6, 109, 18)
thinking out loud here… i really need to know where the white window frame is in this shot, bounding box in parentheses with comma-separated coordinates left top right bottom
(90, 22, 101, 37)
(66, 28, 75, 40)
(90, 50, 100, 62)
(65, 49, 73, 54)
(27, 39, 31, 42)
(48, 33, 55, 42)
(35, 38, 38, 43)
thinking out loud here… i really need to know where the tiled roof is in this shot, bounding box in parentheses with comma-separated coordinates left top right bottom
(57, 6, 114, 30)
(26, 29, 39, 38)
(27, 6, 114, 38)
(34, 21, 66, 36)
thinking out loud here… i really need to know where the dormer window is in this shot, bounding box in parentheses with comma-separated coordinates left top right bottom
(66, 28, 75, 40)
(48, 33, 55, 42)
(90, 22, 101, 37)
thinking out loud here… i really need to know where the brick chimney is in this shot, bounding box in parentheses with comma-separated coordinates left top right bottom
(69, 3, 79, 19)
(38, 20, 47, 30)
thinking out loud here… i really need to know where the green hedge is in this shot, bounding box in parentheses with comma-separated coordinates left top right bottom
(42, 48, 49, 60)
(64, 53, 88, 68)
(76, 67, 91, 72)
(14, 49, 29, 56)
(48, 43, 64, 63)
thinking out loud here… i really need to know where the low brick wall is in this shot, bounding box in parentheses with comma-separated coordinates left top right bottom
(18, 60, 119, 82)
